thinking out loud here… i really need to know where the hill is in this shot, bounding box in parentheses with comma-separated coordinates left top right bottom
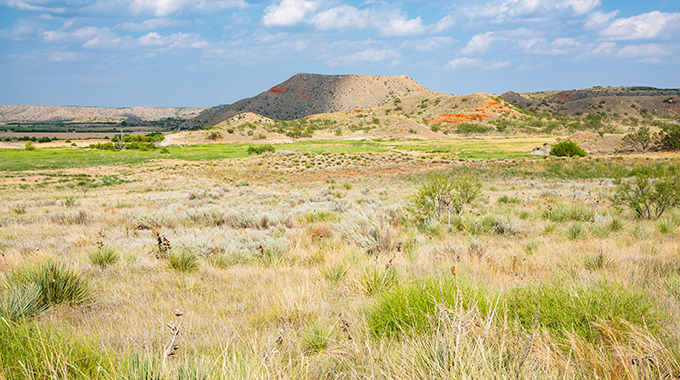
(186, 73, 432, 127)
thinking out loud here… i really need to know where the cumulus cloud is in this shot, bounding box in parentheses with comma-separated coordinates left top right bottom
(433, 15, 454, 33)
(401, 36, 454, 52)
(445, 56, 510, 70)
(459, 31, 495, 55)
(311, 5, 368, 30)
(262, 0, 318, 27)
(615, 43, 674, 58)
(461, 0, 600, 23)
(138, 31, 210, 49)
(326, 47, 400, 66)
(117, 18, 189, 31)
(598, 11, 680, 41)
(129, 0, 247, 16)
(379, 16, 426, 37)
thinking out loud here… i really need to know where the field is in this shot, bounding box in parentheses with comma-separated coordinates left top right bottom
(1, 139, 680, 379)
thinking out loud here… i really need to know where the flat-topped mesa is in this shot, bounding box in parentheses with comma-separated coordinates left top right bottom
(190, 73, 433, 125)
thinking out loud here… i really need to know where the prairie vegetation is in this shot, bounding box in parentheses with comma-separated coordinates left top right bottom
(1, 143, 680, 379)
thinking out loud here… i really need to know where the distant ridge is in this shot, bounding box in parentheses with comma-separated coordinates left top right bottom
(188, 73, 432, 126)
(0, 105, 206, 123)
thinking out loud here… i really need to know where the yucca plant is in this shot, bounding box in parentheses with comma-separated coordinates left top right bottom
(320, 261, 349, 286)
(301, 319, 331, 354)
(0, 282, 48, 321)
(88, 244, 119, 268)
(8, 260, 92, 306)
(658, 217, 679, 234)
(169, 250, 199, 272)
(565, 222, 589, 240)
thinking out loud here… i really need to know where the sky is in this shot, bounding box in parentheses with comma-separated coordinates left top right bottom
(1, 0, 679, 107)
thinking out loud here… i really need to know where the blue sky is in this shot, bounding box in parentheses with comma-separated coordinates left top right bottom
(1, 0, 679, 107)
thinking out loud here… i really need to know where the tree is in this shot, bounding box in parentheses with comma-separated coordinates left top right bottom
(656, 124, 680, 151)
(611, 173, 680, 219)
(622, 126, 653, 151)
(409, 172, 481, 222)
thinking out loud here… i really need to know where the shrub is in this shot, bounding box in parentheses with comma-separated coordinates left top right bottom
(549, 141, 586, 157)
(656, 123, 680, 151)
(206, 130, 221, 140)
(611, 173, 680, 219)
(409, 172, 482, 222)
(623, 126, 653, 151)
(455, 123, 491, 135)
(24, 142, 35, 151)
(247, 144, 275, 155)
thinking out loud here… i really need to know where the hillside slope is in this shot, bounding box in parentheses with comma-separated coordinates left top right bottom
(188, 73, 432, 126)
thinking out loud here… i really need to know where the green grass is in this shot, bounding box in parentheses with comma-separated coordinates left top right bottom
(6, 259, 93, 306)
(507, 279, 664, 342)
(0, 319, 112, 379)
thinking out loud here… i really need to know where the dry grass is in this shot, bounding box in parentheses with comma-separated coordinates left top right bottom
(1, 154, 680, 379)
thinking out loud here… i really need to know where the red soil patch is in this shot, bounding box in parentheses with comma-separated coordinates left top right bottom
(661, 103, 680, 112)
(300, 91, 308, 99)
(555, 92, 573, 101)
(268, 84, 286, 94)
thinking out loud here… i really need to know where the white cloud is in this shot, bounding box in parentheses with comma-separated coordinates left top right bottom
(47, 50, 83, 62)
(401, 36, 454, 52)
(459, 31, 495, 55)
(584, 10, 618, 29)
(598, 11, 680, 41)
(379, 16, 426, 37)
(129, 0, 246, 16)
(311, 5, 368, 30)
(326, 47, 400, 66)
(461, 0, 600, 22)
(138, 31, 210, 49)
(262, 0, 319, 27)
(433, 15, 454, 33)
(44, 25, 126, 49)
(518, 36, 581, 55)
(0, 19, 43, 41)
(117, 18, 189, 31)
(0, 0, 66, 13)
(615, 43, 673, 58)
(445, 56, 510, 70)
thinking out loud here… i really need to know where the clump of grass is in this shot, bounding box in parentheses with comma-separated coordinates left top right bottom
(168, 250, 199, 272)
(508, 279, 664, 342)
(301, 319, 331, 354)
(300, 210, 340, 224)
(543, 221, 557, 234)
(320, 261, 349, 286)
(523, 239, 540, 255)
(120, 353, 161, 380)
(88, 244, 119, 268)
(358, 265, 398, 296)
(7, 259, 92, 306)
(367, 273, 490, 337)
(630, 223, 650, 240)
(564, 222, 589, 240)
(0, 319, 111, 379)
(657, 216, 679, 234)
(0, 282, 48, 321)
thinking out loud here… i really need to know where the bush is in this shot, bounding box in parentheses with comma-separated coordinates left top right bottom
(657, 123, 680, 151)
(549, 141, 586, 157)
(455, 123, 491, 135)
(0, 282, 48, 321)
(409, 172, 482, 222)
(622, 126, 653, 151)
(611, 173, 680, 219)
(247, 144, 275, 155)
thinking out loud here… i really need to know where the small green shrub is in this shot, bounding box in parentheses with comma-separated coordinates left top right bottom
(550, 141, 586, 157)
(564, 221, 589, 240)
(611, 173, 680, 219)
(409, 172, 482, 222)
(247, 144, 275, 155)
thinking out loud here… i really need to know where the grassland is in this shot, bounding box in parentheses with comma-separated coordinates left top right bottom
(1, 140, 680, 379)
